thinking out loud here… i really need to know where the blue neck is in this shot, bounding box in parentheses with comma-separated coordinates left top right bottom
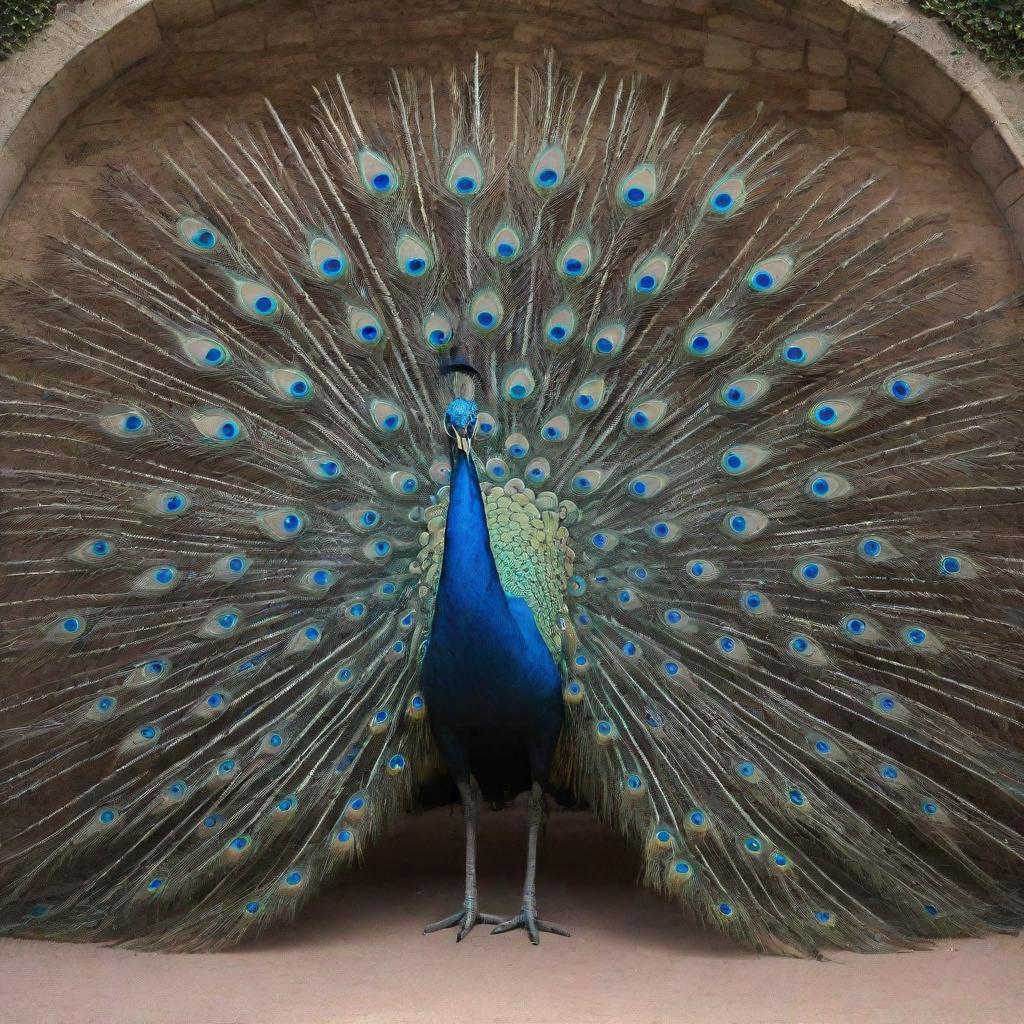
(431, 450, 514, 645)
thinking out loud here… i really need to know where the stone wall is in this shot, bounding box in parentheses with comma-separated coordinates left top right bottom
(1, 0, 1023, 282)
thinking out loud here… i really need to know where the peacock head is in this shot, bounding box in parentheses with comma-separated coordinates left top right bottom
(444, 397, 478, 455)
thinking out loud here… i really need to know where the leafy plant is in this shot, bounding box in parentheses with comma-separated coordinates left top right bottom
(917, 0, 1024, 75)
(1, 0, 59, 57)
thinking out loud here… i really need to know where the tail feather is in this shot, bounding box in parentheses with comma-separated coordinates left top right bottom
(1, 54, 1022, 954)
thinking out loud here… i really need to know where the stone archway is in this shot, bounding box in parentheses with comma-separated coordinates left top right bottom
(2, 0, 1023, 267)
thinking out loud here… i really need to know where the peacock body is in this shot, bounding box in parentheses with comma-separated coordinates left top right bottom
(2, 53, 1023, 955)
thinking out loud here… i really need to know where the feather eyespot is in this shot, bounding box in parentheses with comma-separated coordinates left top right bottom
(446, 151, 485, 198)
(530, 143, 566, 191)
(358, 149, 400, 195)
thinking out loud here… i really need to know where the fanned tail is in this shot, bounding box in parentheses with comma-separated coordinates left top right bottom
(1, 54, 1022, 955)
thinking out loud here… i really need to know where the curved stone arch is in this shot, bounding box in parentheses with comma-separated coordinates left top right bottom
(0, 0, 1023, 254)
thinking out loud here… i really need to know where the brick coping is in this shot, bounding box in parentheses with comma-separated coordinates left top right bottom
(1, 0, 1023, 253)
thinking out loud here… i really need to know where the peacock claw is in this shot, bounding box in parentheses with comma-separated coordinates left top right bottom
(490, 905, 570, 945)
(423, 905, 503, 942)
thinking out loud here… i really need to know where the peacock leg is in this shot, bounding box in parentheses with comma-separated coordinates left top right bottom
(491, 781, 570, 945)
(423, 780, 503, 941)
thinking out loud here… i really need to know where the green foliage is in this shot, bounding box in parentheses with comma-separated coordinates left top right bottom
(0, 0, 58, 57)
(918, 0, 1024, 74)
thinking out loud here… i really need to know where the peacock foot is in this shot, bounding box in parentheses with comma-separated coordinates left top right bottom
(423, 903, 503, 942)
(490, 902, 570, 945)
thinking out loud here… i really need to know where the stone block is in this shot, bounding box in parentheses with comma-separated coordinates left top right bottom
(994, 170, 1024, 212)
(212, 0, 252, 13)
(706, 14, 803, 49)
(104, 6, 162, 75)
(880, 36, 961, 124)
(807, 44, 847, 77)
(153, 0, 217, 32)
(945, 94, 988, 147)
(670, 26, 706, 50)
(681, 66, 748, 92)
(704, 34, 753, 71)
(755, 46, 803, 71)
(848, 11, 893, 67)
(970, 128, 1019, 191)
(807, 88, 847, 112)
(794, 0, 852, 33)
(0, 147, 28, 214)
(1004, 197, 1024, 261)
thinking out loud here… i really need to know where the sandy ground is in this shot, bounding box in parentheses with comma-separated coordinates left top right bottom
(1, 804, 1021, 1024)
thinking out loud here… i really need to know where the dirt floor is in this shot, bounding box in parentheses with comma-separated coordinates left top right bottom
(1, 803, 1022, 1024)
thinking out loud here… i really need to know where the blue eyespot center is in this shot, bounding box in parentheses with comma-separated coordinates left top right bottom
(596, 337, 614, 354)
(321, 257, 343, 276)
(564, 257, 584, 276)
(549, 325, 567, 341)
(625, 186, 646, 205)
(455, 175, 476, 194)
(752, 270, 774, 290)
(360, 324, 379, 341)
(691, 335, 710, 353)
(497, 242, 515, 258)
(637, 274, 657, 292)
(538, 168, 558, 186)
(863, 539, 881, 557)
(816, 405, 836, 423)
(283, 514, 301, 532)
(372, 172, 392, 191)
(254, 295, 276, 315)
(192, 229, 216, 249)
(941, 555, 961, 575)
(123, 414, 144, 432)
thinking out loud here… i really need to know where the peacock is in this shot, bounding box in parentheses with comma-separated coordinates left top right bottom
(2, 52, 1023, 957)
